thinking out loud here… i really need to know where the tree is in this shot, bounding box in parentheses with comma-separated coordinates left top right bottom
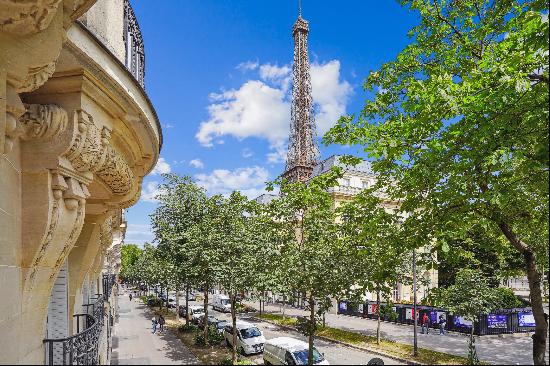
(324, 1, 548, 363)
(120, 244, 142, 283)
(151, 174, 206, 324)
(439, 269, 499, 364)
(339, 190, 412, 345)
(269, 170, 354, 365)
(185, 194, 225, 345)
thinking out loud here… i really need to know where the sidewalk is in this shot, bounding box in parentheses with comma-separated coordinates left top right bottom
(111, 291, 199, 365)
(248, 301, 546, 365)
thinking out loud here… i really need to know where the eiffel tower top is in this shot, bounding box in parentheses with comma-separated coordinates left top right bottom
(282, 1, 320, 184)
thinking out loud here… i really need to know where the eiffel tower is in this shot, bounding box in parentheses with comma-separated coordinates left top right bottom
(282, 0, 320, 184)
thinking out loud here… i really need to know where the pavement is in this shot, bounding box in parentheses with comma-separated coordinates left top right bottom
(110, 291, 199, 365)
(245, 301, 550, 365)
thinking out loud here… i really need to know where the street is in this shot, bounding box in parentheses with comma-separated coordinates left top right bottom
(205, 302, 403, 365)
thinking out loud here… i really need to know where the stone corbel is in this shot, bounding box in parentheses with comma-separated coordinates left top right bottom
(65, 110, 135, 195)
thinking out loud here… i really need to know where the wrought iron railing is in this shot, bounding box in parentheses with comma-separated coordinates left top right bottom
(102, 274, 116, 301)
(123, 0, 145, 87)
(44, 297, 105, 365)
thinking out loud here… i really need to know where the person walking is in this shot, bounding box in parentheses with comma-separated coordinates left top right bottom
(438, 314, 446, 335)
(421, 313, 430, 334)
(129, 293, 133, 302)
(158, 314, 166, 333)
(152, 317, 158, 334)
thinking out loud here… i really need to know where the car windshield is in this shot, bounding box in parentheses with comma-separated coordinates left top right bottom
(193, 308, 204, 314)
(220, 299, 230, 305)
(217, 321, 228, 329)
(239, 327, 261, 339)
(293, 348, 324, 365)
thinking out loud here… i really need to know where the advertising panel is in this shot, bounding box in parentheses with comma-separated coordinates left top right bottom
(453, 316, 473, 328)
(338, 302, 347, 313)
(518, 312, 536, 327)
(357, 303, 364, 314)
(487, 314, 508, 328)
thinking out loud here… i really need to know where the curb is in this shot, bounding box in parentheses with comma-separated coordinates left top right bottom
(250, 316, 422, 366)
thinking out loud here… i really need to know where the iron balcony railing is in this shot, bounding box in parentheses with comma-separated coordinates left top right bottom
(102, 274, 116, 301)
(44, 297, 104, 365)
(123, 0, 145, 87)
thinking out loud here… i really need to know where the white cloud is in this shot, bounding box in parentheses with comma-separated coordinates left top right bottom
(195, 166, 269, 199)
(266, 143, 287, 165)
(150, 157, 171, 175)
(162, 123, 175, 129)
(196, 80, 290, 147)
(141, 181, 162, 203)
(242, 148, 254, 158)
(310, 60, 353, 134)
(189, 159, 205, 169)
(195, 59, 352, 154)
(236, 60, 259, 72)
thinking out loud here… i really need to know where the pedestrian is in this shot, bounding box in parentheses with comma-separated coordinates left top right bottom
(438, 315, 446, 335)
(421, 313, 430, 334)
(152, 317, 158, 334)
(158, 314, 165, 333)
(129, 293, 133, 301)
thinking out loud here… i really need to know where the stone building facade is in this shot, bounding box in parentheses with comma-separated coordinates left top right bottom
(0, 0, 161, 364)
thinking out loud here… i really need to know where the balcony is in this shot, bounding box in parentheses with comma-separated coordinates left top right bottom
(44, 297, 104, 365)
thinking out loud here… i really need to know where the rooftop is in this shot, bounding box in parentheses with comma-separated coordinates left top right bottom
(311, 155, 373, 177)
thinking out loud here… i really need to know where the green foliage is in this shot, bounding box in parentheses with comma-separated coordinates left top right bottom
(324, 0, 548, 362)
(119, 244, 143, 281)
(193, 326, 223, 346)
(178, 323, 198, 333)
(494, 287, 524, 309)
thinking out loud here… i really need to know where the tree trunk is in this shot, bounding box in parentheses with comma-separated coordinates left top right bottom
(185, 284, 190, 326)
(308, 295, 315, 366)
(376, 290, 381, 345)
(231, 292, 238, 364)
(176, 286, 180, 322)
(203, 284, 209, 345)
(259, 298, 262, 316)
(282, 295, 286, 320)
(498, 221, 548, 365)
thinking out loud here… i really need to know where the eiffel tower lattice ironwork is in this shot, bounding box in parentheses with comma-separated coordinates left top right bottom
(282, 3, 320, 184)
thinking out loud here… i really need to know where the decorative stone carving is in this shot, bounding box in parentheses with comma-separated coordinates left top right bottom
(65, 110, 135, 195)
(0, 0, 62, 34)
(17, 62, 57, 93)
(20, 103, 68, 140)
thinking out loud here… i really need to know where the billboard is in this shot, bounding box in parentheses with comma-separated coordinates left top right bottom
(487, 314, 508, 328)
(338, 302, 347, 313)
(453, 316, 473, 328)
(518, 312, 536, 327)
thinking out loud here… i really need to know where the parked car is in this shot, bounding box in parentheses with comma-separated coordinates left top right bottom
(263, 337, 329, 365)
(187, 292, 197, 301)
(198, 315, 219, 326)
(167, 295, 177, 308)
(213, 294, 231, 312)
(189, 305, 206, 323)
(215, 320, 228, 334)
(224, 321, 265, 355)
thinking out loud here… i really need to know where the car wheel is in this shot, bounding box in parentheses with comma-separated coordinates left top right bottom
(239, 347, 246, 356)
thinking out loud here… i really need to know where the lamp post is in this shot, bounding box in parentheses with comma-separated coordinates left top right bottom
(413, 248, 418, 357)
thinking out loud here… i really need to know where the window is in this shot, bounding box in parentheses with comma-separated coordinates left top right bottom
(362, 180, 370, 189)
(341, 178, 350, 186)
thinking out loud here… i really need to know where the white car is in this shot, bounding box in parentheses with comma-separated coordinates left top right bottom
(224, 321, 266, 355)
(213, 294, 231, 312)
(263, 337, 329, 365)
(188, 305, 205, 323)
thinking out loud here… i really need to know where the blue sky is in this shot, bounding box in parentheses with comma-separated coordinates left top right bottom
(125, 0, 419, 245)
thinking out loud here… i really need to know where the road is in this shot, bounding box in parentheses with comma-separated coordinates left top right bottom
(200, 302, 403, 365)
